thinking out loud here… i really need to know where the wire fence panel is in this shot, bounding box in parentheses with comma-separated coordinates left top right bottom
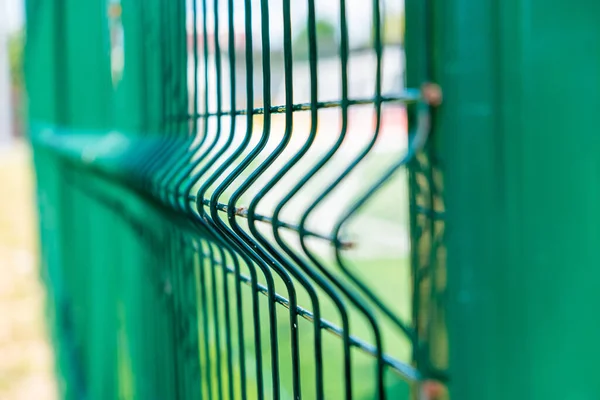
(28, 0, 445, 399)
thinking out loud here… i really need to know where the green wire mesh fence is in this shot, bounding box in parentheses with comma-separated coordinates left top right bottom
(28, 0, 446, 398)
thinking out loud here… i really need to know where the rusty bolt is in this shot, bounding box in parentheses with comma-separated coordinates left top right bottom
(421, 83, 443, 107)
(420, 380, 447, 400)
(235, 206, 248, 217)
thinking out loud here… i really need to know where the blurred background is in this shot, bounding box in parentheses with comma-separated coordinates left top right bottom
(0, 0, 58, 398)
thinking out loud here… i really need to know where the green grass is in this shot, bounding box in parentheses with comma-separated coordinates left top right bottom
(192, 255, 413, 400)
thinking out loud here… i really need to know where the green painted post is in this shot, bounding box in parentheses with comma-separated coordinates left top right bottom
(28, 1, 115, 398)
(429, 0, 600, 398)
(62, 0, 112, 130)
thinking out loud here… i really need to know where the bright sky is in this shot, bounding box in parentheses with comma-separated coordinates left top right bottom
(2, 0, 24, 33)
(190, 0, 404, 49)
(1, 0, 402, 38)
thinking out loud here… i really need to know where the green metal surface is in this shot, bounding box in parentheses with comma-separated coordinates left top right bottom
(28, 0, 442, 399)
(434, 0, 600, 399)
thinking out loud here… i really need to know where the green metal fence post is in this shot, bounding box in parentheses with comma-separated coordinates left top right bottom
(28, 1, 114, 398)
(434, 1, 600, 398)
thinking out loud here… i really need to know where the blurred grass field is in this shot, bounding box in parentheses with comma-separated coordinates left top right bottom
(0, 141, 57, 399)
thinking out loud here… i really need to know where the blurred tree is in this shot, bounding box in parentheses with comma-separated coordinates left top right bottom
(293, 18, 337, 60)
(8, 30, 23, 89)
(371, 12, 405, 45)
(8, 30, 25, 137)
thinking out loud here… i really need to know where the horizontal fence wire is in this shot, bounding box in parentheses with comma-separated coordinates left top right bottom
(166, 92, 421, 121)
(29, 0, 447, 398)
